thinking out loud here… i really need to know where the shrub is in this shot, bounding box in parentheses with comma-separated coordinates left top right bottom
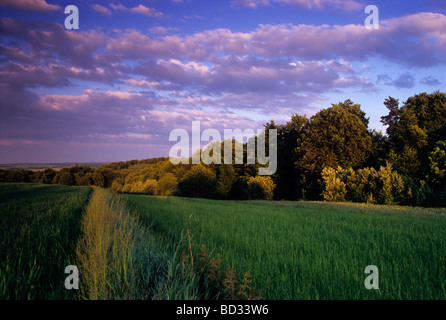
(142, 179, 158, 195)
(196, 245, 263, 300)
(347, 167, 377, 203)
(247, 176, 276, 200)
(321, 163, 442, 206)
(321, 167, 347, 202)
(157, 173, 178, 196)
(375, 163, 395, 205)
(176, 164, 217, 198)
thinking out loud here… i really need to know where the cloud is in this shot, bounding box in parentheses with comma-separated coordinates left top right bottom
(0, 0, 61, 11)
(0, 84, 259, 158)
(392, 72, 415, 88)
(91, 4, 112, 16)
(0, 44, 34, 63)
(132, 4, 164, 17)
(110, 3, 164, 18)
(231, 0, 363, 11)
(1, 12, 445, 159)
(377, 74, 392, 85)
(420, 76, 441, 86)
(105, 12, 446, 67)
(377, 73, 416, 89)
(232, 0, 270, 8)
(2, 13, 445, 97)
(275, 0, 363, 10)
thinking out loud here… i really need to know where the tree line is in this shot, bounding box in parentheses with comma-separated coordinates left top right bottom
(1, 91, 445, 207)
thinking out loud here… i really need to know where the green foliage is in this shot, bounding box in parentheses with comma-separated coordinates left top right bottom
(265, 114, 308, 200)
(53, 170, 74, 185)
(386, 91, 446, 182)
(157, 173, 178, 196)
(380, 96, 400, 136)
(246, 176, 276, 200)
(142, 179, 158, 195)
(321, 163, 441, 206)
(298, 99, 372, 172)
(216, 164, 237, 198)
(388, 146, 420, 178)
(176, 164, 218, 199)
(34, 168, 57, 184)
(321, 167, 347, 202)
(427, 140, 446, 187)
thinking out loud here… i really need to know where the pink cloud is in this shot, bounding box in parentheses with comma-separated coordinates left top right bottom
(0, 139, 45, 146)
(91, 4, 112, 16)
(232, 0, 363, 10)
(105, 13, 446, 67)
(110, 3, 164, 18)
(132, 4, 164, 18)
(231, 0, 270, 8)
(0, 0, 60, 11)
(275, 0, 363, 11)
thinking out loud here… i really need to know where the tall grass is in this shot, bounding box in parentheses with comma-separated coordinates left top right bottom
(126, 194, 446, 300)
(3, 182, 444, 300)
(75, 188, 201, 299)
(0, 182, 91, 300)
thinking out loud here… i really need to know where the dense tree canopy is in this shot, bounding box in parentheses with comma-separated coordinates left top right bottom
(297, 99, 372, 172)
(383, 91, 446, 182)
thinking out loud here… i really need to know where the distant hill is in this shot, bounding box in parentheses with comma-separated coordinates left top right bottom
(0, 162, 110, 171)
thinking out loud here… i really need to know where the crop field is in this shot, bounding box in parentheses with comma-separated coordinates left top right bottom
(0, 183, 92, 299)
(0, 183, 200, 300)
(1, 182, 445, 300)
(126, 194, 446, 300)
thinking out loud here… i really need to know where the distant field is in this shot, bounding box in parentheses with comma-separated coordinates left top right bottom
(126, 194, 446, 300)
(0, 182, 92, 299)
(0, 162, 108, 171)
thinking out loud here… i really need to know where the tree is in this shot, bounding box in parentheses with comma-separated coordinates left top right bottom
(91, 171, 106, 188)
(427, 140, 446, 188)
(380, 96, 400, 136)
(321, 167, 347, 202)
(157, 173, 178, 196)
(216, 164, 237, 198)
(265, 114, 309, 200)
(386, 91, 446, 182)
(53, 170, 74, 185)
(364, 129, 389, 169)
(297, 99, 372, 172)
(142, 179, 158, 195)
(176, 164, 218, 198)
(39, 168, 56, 184)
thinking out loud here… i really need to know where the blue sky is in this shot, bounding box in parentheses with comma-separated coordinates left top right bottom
(0, 0, 445, 163)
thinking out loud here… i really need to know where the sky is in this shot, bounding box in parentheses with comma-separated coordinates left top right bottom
(0, 0, 445, 164)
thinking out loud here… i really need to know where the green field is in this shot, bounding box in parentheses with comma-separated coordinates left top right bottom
(126, 194, 446, 300)
(0, 183, 92, 299)
(1, 182, 445, 300)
